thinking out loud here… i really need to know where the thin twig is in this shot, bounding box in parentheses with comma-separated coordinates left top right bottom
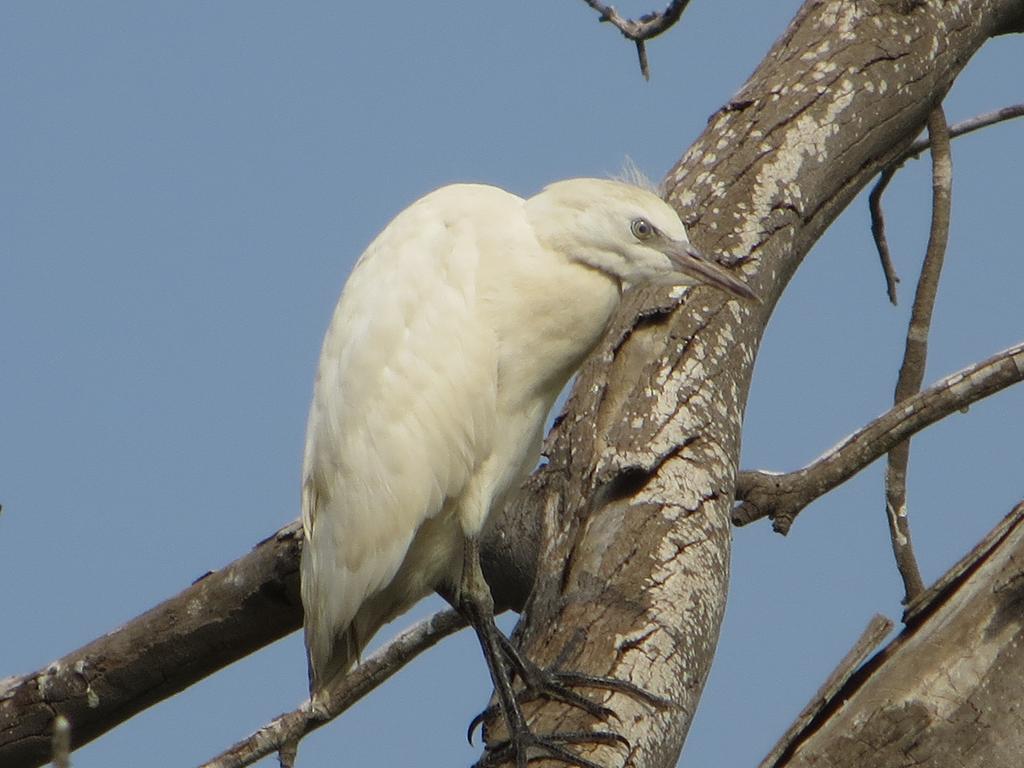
(868, 103, 1023, 304)
(884, 106, 952, 604)
(581, 0, 694, 79)
(869, 167, 901, 305)
(199, 609, 466, 768)
(900, 103, 1024, 162)
(732, 341, 1024, 533)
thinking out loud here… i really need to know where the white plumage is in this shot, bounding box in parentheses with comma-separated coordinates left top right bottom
(300, 179, 755, 695)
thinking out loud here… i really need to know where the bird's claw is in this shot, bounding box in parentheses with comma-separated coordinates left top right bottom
(466, 678, 614, 745)
(474, 729, 630, 768)
(468, 638, 670, 745)
(467, 640, 670, 766)
(549, 670, 672, 710)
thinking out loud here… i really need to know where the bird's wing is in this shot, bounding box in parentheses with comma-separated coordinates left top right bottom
(301, 186, 515, 684)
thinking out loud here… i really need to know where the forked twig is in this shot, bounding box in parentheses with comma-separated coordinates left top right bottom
(581, 0, 694, 79)
(869, 103, 1023, 303)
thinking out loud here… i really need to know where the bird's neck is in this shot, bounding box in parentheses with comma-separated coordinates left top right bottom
(485, 258, 621, 408)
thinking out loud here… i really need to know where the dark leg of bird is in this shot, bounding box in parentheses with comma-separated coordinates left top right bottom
(467, 630, 670, 741)
(458, 537, 655, 768)
(457, 536, 533, 768)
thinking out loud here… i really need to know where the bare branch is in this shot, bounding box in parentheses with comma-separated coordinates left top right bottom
(580, 0, 694, 79)
(869, 167, 901, 305)
(900, 103, 1024, 162)
(868, 103, 1022, 304)
(0, 493, 536, 768)
(6, 8, 1019, 768)
(198, 610, 465, 768)
(0, 522, 305, 768)
(733, 342, 1024, 533)
(884, 106, 951, 604)
(764, 502, 1024, 766)
(758, 615, 893, 768)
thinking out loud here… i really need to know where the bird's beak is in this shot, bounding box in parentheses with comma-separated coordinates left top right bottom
(662, 239, 759, 302)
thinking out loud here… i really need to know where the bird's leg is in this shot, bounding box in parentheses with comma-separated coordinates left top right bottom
(457, 536, 536, 767)
(466, 630, 671, 748)
(458, 537, 651, 768)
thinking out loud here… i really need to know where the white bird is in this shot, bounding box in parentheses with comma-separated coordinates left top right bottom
(300, 178, 755, 761)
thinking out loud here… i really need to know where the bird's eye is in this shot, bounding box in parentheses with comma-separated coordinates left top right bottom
(631, 218, 655, 241)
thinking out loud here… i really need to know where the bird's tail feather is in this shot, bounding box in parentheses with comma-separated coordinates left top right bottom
(307, 592, 406, 695)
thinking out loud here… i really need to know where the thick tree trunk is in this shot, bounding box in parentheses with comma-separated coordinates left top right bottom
(488, 1, 1024, 766)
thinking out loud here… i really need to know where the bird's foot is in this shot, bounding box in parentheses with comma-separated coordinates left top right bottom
(475, 727, 629, 768)
(457, 546, 665, 767)
(468, 633, 670, 744)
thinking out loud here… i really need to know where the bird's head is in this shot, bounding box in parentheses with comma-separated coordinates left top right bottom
(525, 178, 757, 301)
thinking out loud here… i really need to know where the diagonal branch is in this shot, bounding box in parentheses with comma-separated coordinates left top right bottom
(733, 342, 1024, 533)
(580, 0, 694, 79)
(762, 501, 1024, 766)
(0, 522, 305, 768)
(899, 103, 1024, 162)
(884, 105, 952, 605)
(6, 7, 1019, 768)
(757, 615, 894, 768)
(198, 610, 466, 768)
(0, 507, 532, 768)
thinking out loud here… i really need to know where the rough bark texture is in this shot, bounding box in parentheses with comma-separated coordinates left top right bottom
(0, 515, 536, 768)
(0, 524, 305, 768)
(483, 1, 1024, 766)
(2, 1, 1022, 767)
(769, 502, 1024, 767)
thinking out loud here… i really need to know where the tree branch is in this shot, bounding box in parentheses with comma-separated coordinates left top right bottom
(490, 3, 1021, 766)
(733, 342, 1024, 533)
(900, 103, 1024, 162)
(5, 4, 1020, 768)
(869, 103, 1022, 304)
(580, 0, 694, 79)
(198, 610, 466, 768)
(884, 105, 951, 604)
(758, 615, 893, 768)
(0, 522, 305, 768)
(868, 168, 900, 305)
(0, 506, 533, 768)
(766, 501, 1024, 766)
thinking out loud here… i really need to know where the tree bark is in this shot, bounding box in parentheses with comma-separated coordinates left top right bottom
(765, 502, 1024, 768)
(0, 525, 305, 768)
(0, 513, 537, 768)
(487, 1, 1024, 766)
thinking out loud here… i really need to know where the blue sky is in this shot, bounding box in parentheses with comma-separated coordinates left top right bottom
(2, 3, 1022, 766)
